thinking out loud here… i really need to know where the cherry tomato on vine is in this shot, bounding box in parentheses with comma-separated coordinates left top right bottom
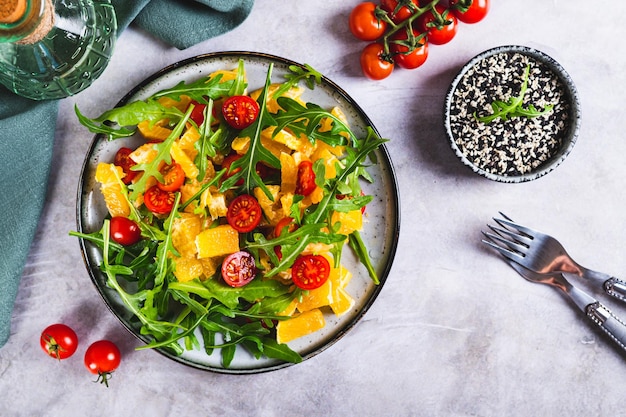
(291, 254, 331, 290)
(84, 340, 121, 387)
(226, 194, 263, 233)
(110, 216, 141, 246)
(418, 5, 458, 45)
(380, 0, 418, 23)
(144, 185, 175, 214)
(360, 42, 394, 80)
(40, 323, 78, 360)
(113, 147, 137, 185)
(349, 2, 387, 41)
(221, 251, 257, 287)
(450, 0, 489, 24)
(222, 95, 260, 130)
(157, 162, 185, 192)
(295, 160, 316, 196)
(390, 29, 428, 70)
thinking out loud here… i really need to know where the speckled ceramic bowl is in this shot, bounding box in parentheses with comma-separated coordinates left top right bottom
(444, 45, 581, 183)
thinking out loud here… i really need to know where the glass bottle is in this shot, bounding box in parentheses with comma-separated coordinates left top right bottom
(0, 0, 116, 100)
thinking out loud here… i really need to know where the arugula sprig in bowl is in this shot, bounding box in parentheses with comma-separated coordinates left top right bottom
(444, 45, 581, 183)
(73, 52, 399, 374)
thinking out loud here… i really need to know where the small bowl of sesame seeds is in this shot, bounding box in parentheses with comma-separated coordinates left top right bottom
(444, 45, 580, 182)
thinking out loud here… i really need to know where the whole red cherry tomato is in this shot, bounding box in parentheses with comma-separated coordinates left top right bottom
(226, 194, 263, 233)
(360, 43, 394, 80)
(84, 340, 121, 387)
(295, 161, 316, 196)
(291, 254, 331, 290)
(222, 96, 260, 130)
(349, 2, 387, 41)
(450, 0, 489, 24)
(380, 0, 418, 23)
(157, 162, 185, 192)
(113, 147, 137, 185)
(221, 251, 257, 287)
(418, 5, 458, 45)
(390, 29, 428, 70)
(40, 323, 78, 360)
(110, 216, 141, 246)
(144, 185, 175, 214)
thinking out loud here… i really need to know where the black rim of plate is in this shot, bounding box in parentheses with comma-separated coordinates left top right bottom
(76, 51, 401, 374)
(443, 45, 581, 183)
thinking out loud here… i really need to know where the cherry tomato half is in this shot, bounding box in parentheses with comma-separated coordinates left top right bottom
(114, 147, 137, 185)
(418, 5, 458, 45)
(380, 0, 418, 23)
(360, 42, 394, 80)
(273, 216, 295, 238)
(291, 254, 331, 290)
(189, 100, 207, 125)
(226, 194, 263, 233)
(222, 96, 260, 130)
(349, 2, 387, 41)
(295, 160, 317, 196)
(84, 340, 121, 387)
(109, 216, 141, 246)
(390, 29, 428, 70)
(157, 162, 185, 192)
(144, 185, 175, 214)
(40, 323, 78, 360)
(450, 0, 489, 24)
(221, 251, 257, 287)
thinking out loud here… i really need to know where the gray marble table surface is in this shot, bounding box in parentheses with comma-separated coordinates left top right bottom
(2, 1, 626, 416)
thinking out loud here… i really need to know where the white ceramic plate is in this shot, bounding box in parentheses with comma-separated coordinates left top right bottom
(76, 52, 400, 374)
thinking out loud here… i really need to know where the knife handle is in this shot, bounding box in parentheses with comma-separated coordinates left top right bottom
(586, 302, 626, 351)
(603, 277, 626, 302)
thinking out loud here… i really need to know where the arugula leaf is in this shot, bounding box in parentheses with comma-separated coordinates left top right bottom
(271, 63, 323, 99)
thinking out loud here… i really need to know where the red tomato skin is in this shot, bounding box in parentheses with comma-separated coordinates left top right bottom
(418, 5, 458, 45)
(110, 216, 142, 246)
(222, 96, 260, 129)
(189, 101, 207, 125)
(157, 162, 185, 192)
(380, 0, 418, 23)
(295, 161, 316, 196)
(450, 0, 489, 24)
(84, 340, 121, 387)
(226, 194, 263, 233)
(114, 147, 137, 184)
(40, 323, 78, 360)
(390, 30, 429, 70)
(349, 2, 387, 41)
(360, 43, 394, 80)
(221, 251, 257, 287)
(291, 255, 331, 290)
(144, 185, 175, 214)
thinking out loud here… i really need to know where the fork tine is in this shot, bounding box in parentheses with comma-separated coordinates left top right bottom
(493, 215, 538, 239)
(481, 231, 527, 258)
(486, 224, 533, 246)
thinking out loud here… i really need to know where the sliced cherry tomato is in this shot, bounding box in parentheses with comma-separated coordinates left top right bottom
(84, 340, 121, 387)
(157, 162, 185, 192)
(113, 147, 138, 184)
(189, 100, 207, 125)
(390, 29, 428, 70)
(450, 0, 489, 24)
(273, 216, 295, 238)
(295, 160, 317, 196)
(418, 5, 458, 45)
(144, 185, 175, 214)
(291, 254, 331, 290)
(360, 42, 394, 80)
(226, 194, 263, 233)
(110, 216, 141, 246)
(222, 96, 260, 130)
(349, 2, 387, 41)
(221, 251, 257, 287)
(380, 0, 418, 23)
(40, 323, 78, 360)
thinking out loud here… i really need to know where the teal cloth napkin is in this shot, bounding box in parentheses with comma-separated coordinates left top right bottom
(0, 0, 254, 348)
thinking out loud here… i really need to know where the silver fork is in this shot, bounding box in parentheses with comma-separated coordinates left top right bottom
(507, 261, 626, 352)
(482, 213, 626, 303)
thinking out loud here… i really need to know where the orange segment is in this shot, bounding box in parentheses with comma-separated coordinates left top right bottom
(173, 257, 204, 282)
(170, 141, 199, 179)
(94, 163, 130, 217)
(331, 210, 363, 235)
(276, 308, 325, 344)
(195, 225, 240, 258)
(296, 278, 333, 313)
(171, 213, 202, 258)
(329, 286, 355, 317)
(137, 120, 172, 142)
